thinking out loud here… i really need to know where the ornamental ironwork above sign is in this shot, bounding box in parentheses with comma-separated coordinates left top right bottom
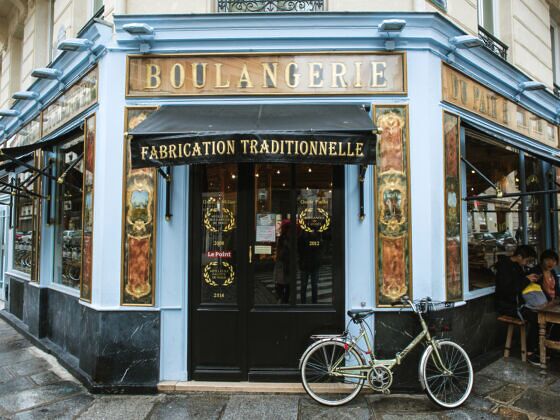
(216, 0, 324, 13)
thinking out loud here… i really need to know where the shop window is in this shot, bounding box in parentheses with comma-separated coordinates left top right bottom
(525, 155, 545, 255)
(217, 0, 324, 13)
(13, 171, 36, 275)
(53, 137, 84, 289)
(466, 136, 521, 291)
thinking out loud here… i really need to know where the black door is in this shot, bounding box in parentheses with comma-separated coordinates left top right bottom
(189, 163, 344, 381)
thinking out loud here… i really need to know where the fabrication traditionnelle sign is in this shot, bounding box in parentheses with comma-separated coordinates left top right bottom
(130, 136, 373, 168)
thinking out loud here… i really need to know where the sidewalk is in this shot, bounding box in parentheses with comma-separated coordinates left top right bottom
(0, 316, 559, 419)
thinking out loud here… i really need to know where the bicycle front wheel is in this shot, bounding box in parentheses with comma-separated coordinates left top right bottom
(300, 340, 365, 406)
(420, 341, 473, 409)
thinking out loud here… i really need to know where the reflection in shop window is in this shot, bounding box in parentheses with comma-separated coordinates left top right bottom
(466, 136, 521, 290)
(525, 155, 545, 255)
(13, 171, 35, 274)
(54, 137, 84, 289)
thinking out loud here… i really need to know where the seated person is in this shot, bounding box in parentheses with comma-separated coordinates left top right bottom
(530, 249, 560, 302)
(495, 245, 539, 318)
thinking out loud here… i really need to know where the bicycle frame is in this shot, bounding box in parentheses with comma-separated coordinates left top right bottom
(330, 305, 450, 380)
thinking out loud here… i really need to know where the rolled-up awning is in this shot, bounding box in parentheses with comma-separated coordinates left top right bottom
(128, 104, 377, 168)
(0, 124, 84, 163)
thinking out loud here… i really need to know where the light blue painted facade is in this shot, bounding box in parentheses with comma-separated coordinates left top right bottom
(1, 12, 559, 383)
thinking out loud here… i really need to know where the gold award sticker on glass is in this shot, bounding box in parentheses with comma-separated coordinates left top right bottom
(298, 207, 330, 233)
(203, 198, 236, 233)
(203, 261, 235, 287)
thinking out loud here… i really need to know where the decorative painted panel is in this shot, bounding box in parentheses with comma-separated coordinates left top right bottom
(122, 108, 158, 306)
(80, 115, 96, 302)
(374, 106, 411, 306)
(443, 112, 463, 301)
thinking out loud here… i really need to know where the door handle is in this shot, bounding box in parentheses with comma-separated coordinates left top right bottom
(249, 245, 253, 264)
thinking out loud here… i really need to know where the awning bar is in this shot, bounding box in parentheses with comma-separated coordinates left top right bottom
(463, 188, 560, 201)
(57, 152, 83, 184)
(0, 178, 47, 199)
(0, 151, 58, 182)
(462, 157, 501, 196)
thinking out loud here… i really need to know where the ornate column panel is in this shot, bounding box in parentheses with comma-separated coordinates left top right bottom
(374, 105, 412, 306)
(443, 112, 462, 301)
(80, 114, 96, 302)
(121, 108, 158, 306)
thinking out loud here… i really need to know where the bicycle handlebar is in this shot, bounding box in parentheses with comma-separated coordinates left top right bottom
(389, 296, 466, 314)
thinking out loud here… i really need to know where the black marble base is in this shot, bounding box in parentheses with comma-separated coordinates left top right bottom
(374, 294, 502, 391)
(7, 276, 24, 320)
(4, 283, 160, 392)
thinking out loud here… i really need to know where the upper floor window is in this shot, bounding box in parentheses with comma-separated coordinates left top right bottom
(551, 21, 560, 90)
(92, 0, 104, 17)
(478, 0, 496, 35)
(217, 0, 324, 13)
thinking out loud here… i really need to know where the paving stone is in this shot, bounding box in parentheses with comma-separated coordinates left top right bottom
(77, 395, 159, 420)
(366, 394, 436, 413)
(299, 394, 371, 419)
(547, 379, 560, 393)
(0, 338, 31, 353)
(13, 394, 95, 420)
(0, 377, 35, 398)
(494, 406, 530, 420)
(222, 395, 299, 420)
(462, 395, 495, 412)
(30, 371, 61, 387)
(0, 367, 14, 384)
(440, 408, 502, 419)
(487, 384, 525, 403)
(9, 358, 52, 377)
(513, 388, 560, 419)
(478, 358, 552, 388)
(472, 376, 506, 397)
(0, 381, 83, 413)
(0, 349, 36, 368)
(149, 394, 228, 420)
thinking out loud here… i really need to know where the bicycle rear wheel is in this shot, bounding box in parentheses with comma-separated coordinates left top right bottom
(420, 341, 473, 409)
(300, 340, 365, 406)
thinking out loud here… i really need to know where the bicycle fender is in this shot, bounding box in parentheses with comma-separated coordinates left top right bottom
(418, 339, 452, 390)
(298, 338, 348, 370)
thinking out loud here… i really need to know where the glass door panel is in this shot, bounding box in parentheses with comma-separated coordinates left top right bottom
(253, 164, 292, 305)
(296, 165, 334, 304)
(200, 164, 238, 304)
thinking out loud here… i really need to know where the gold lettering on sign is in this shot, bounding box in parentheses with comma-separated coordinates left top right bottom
(263, 62, 278, 88)
(127, 53, 405, 96)
(136, 139, 368, 162)
(331, 63, 348, 88)
(442, 64, 559, 148)
(309, 63, 323, 88)
(215, 63, 230, 88)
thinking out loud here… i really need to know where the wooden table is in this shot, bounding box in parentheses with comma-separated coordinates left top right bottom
(538, 304, 560, 368)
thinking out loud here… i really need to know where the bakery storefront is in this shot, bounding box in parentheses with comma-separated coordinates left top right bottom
(122, 52, 402, 381)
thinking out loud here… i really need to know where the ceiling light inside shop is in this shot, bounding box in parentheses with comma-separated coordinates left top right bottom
(231, 174, 236, 179)
(308, 168, 312, 173)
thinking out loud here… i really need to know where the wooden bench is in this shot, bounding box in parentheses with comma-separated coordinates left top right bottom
(497, 315, 527, 362)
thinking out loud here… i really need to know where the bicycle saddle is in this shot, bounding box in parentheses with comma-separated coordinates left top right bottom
(347, 309, 374, 321)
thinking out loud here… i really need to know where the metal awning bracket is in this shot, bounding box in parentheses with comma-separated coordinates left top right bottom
(158, 166, 172, 221)
(358, 164, 368, 221)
